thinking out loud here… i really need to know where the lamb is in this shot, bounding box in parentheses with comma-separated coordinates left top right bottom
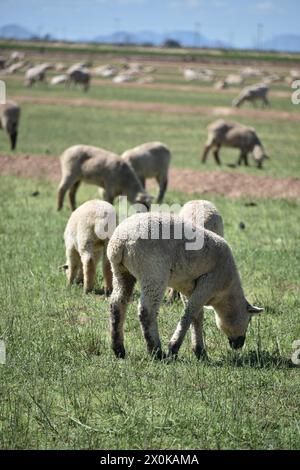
(232, 83, 270, 108)
(121, 142, 172, 203)
(0, 100, 21, 150)
(24, 64, 51, 87)
(50, 74, 68, 86)
(201, 119, 269, 168)
(57, 145, 152, 211)
(63, 200, 116, 294)
(107, 212, 263, 359)
(168, 200, 224, 303)
(67, 68, 90, 91)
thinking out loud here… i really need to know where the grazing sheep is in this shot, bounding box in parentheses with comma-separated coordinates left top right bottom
(0, 100, 21, 150)
(24, 64, 51, 87)
(168, 200, 224, 303)
(67, 68, 90, 91)
(108, 212, 263, 359)
(121, 142, 171, 203)
(50, 74, 68, 85)
(57, 145, 152, 211)
(0, 56, 6, 70)
(93, 65, 118, 78)
(232, 83, 270, 108)
(224, 74, 244, 87)
(202, 119, 269, 168)
(63, 200, 116, 294)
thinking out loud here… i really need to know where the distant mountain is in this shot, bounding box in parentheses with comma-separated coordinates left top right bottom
(262, 35, 300, 53)
(93, 30, 231, 48)
(0, 24, 35, 40)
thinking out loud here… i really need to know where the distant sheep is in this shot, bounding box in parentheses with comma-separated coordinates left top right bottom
(108, 212, 263, 359)
(57, 145, 152, 211)
(50, 74, 68, 85)
(63, 200, 116, 294)
(0, 100, 21, 150)
(66, 68, 90, 91)
(202, 119, 269, 168)
(121, 142, 171, 203)
(24, 64, 51, 87)
(232, 83, 270, 108)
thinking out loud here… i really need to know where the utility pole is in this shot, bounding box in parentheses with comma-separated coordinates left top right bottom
(257, 23, 264, 50)
(115, 17, 121, 45)
(194, 22, 201, 48)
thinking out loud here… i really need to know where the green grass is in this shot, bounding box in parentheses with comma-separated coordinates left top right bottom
(1, 103, 300, 179)
(6, 78, 300, 114)
(0, 176, 299, 449)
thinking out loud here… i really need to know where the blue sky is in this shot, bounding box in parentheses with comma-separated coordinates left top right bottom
(0, 0, 299, 47)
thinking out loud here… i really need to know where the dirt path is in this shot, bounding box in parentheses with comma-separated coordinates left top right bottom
(1, 153, 300, 200)
(12, 94, 300, 122)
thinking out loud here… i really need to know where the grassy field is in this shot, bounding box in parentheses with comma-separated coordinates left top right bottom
(0, 44, 300, 450)
(0, 177, 299, 449)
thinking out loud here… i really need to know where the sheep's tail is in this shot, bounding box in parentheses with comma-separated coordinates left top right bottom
(107, 235, 126, 267)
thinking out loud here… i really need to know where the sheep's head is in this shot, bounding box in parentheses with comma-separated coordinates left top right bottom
(134, 192, 153, 211)
(214, 299, 264, 350)
(232, 97, 241, 108)
(253, 145, 270, 169)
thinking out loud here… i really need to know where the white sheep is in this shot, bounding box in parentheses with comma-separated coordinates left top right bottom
(168, 200, 224, 303)
(24, 64, 51, 87)
(50, 74, 68, 86)
(57, 145, 152, 211)
(232, 83, 270, 108)
(121, 142, 172, 203)
(63, 200, 116, 294)
(202, 119, 269, 168)
(107, 212, 263, 359)
(0, 100, 21, 150)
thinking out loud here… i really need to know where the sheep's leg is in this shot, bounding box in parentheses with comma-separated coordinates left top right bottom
(237, 151, 249, 166)
(66, 249, 81, 286)
(102, 249, 113, 296)
(168, 273, 215, 358)
(213, 146, 221, 165)
(81, 249, 100, 294)
(166, 288, 180, 304)
(156, 176, 168, 204)
(68, 181, 81, 211)
(57, 175, 77, 211)
(190, 309, 206, 359)
(139, 177, 146, 189)
(110, 270, 136, 358)
(201, 143, 212, 163)
(75, 262, 84, 285)
(138, 281, 166, 359)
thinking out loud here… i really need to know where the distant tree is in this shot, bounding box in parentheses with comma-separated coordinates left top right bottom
(163, 39, 181, 48)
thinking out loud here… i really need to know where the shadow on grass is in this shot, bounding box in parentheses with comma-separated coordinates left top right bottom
(214, 350, 295, 369)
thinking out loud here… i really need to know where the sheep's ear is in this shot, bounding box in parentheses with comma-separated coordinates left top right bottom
(247, 301, 264, 315)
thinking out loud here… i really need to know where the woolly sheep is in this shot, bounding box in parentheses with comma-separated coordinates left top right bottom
(121, 142, 172, 203)
(0, 100, 21, 150)
(202, 119, 269, 168)
(57, 145, 152, 211)
(51, 74, 68, 85)
(168, 200, 224, 303)
(67, 68, 90, 91)
(232, 83, 270, 108)
(24, 64, 51, 87)
(63, 200, 116, 294)
(107, 212, 263, 359)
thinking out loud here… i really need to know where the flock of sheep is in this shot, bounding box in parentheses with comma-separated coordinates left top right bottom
(0, 51, 272, 360)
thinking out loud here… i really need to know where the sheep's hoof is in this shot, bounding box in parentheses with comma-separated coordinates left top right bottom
(193, 347, 208, 361)
(150, 349, 166, 361)
(113, 345, 126, 359)
(167, 344, 180, 360)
